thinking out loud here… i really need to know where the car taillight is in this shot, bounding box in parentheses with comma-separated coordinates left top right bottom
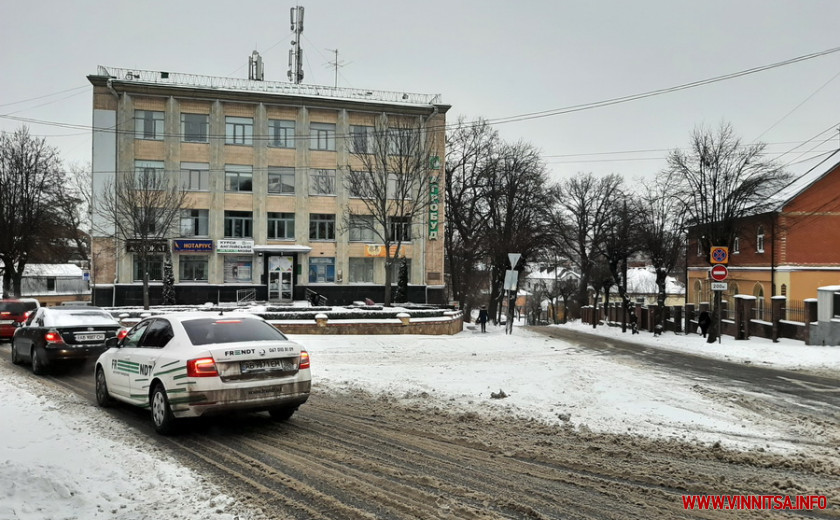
(117, 328, 129, 340)
(44, 331, 62, 343)
(187, 357, 219, 377)
(299, 350, 310, 370)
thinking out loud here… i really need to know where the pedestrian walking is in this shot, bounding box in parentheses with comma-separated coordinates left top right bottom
(478, 305, 489, 332)
(698, 311, 711, 338)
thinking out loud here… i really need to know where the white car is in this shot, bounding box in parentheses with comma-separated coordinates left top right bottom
(94, 312, 311, 434)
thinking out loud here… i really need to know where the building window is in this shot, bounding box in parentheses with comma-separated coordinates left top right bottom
(225, 165, 253, 192)
(349, 215, 375, 242)
(781, 284, 787, 296)
(387, 173, 412, 199)
(389, 216, 411, 242)
(310, 122, 336, 151)
(390, 258, 411, 283)
(349, 171, 374, 198)
(46, 278, 56, 292)
(309, 168, 336, 195)
(133, 255, 164, 281)
(388, 127, 416, 156)
(135, 110, 164, 140)
(267, 212, 295, 240)
(224, 211, 253, 238)
(309, 257, 335, 283)
(135, 160, 165, 186)
(181, 113, 208, 143)
(179, 162, 209, 191)
(223, 256, 253, 283)
(269, 119, 295, 148)
(349, 258, 374, 283)
(733, 236, 740, 254)
(268, 167, 295, 194)
(756, 226, 765, 253)
(179, 256, 208, 282)
(351, 125, 374, 154)
(309, 213, 335, 240)
(180, 209, 209, 237)
(225, 116, 253, 146)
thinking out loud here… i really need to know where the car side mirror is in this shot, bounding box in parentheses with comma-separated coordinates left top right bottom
(105, 336, 120, 349)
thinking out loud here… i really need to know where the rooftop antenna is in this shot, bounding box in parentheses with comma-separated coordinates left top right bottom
(326, 49, 347, 88)
(288, 6, 304, 84)
(248, 50, 264, 81)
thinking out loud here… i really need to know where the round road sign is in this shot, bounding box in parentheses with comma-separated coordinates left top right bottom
(710, 264, 728, 281)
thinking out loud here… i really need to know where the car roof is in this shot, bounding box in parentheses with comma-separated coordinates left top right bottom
(142, 312, 264, 323)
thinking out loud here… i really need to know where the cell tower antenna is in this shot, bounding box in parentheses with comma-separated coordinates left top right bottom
(288, 6, 305, 84)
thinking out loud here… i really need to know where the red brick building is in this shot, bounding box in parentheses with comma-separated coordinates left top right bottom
(687, 156, 840, 316)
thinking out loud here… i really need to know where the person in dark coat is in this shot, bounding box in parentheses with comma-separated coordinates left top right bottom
(698, 311, 711, 338)
(477, 305, 489, 333)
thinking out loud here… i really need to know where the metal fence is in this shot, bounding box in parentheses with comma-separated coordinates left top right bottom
(781, 300, 807, 323)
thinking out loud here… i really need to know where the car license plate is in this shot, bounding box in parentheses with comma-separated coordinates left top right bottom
(240, 359, 293, 374)
(75, 333, 105, 341)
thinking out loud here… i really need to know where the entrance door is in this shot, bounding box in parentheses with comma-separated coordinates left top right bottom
(269, 270, 282, 301)
(281, 270, 293, 300)
(268, 256, 294, 302)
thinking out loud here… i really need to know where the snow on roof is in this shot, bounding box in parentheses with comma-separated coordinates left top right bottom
(22, 264, 84, 278)
(524, 267, 580, 281)
(612, 266, 685, 295)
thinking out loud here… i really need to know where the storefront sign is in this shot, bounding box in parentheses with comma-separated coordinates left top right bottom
(172, 239, 213, 253)
(428, 174, 440, 240)
(365, 244, 400, 258)
(217, 239, 254, 254)
(125, 239, 168, 253)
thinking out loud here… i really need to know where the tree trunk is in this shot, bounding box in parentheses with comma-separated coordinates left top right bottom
(383, 257, 393, 307)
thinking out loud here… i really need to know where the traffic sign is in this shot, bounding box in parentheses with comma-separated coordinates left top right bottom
(710, 246, 729, 264)
(711, 282, 728, 291)
(710, 264, 728, 281)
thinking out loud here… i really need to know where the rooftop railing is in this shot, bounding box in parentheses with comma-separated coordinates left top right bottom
(96, 66, 442, 106)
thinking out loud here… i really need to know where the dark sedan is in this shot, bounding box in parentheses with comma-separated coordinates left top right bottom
(11, 307, 122, 374)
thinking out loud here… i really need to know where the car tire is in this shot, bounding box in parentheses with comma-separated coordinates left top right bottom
(95, 366, 114, 407)
(31, 347, 47, 375)
(10, 341, 21, 365)
(268, 406, 297, 421)
(151, 383, 176, 435)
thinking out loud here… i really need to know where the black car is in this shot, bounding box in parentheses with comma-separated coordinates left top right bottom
(11, 307, 122, 374)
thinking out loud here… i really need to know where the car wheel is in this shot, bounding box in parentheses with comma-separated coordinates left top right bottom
(10, 341, 21, 365)
(151, 383, 176, 435)
(268, 406, 297, 421)
(31, 347, 47, 375)
(95, 367, 114, 407)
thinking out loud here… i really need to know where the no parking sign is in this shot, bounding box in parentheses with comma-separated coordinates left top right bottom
(710, 246, 729, 264)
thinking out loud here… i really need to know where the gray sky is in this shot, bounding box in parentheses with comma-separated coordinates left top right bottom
(2, 0, 840, 183)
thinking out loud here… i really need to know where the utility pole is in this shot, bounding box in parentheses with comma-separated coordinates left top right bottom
(288, 6, 304, 84)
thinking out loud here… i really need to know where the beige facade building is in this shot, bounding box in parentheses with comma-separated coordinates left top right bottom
(88, 66, 449, 306)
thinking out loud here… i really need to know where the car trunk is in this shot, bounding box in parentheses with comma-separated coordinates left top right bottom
(206, 341, 303, 382)
(57, 326, 121, 346)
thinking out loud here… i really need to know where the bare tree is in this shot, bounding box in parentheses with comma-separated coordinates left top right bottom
(343, 116, 440, 306)
(0, 126, 68, 296)
(97, 166, 187, 309)
(483, 141, 555, 324)
(639, 181, 686, 331)
(444, 117, 498, 317)
(663, 122, 791, 342)
(550, 172, 625, 319)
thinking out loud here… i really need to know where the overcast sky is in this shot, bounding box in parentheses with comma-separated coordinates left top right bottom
(2, 1, 840, 184)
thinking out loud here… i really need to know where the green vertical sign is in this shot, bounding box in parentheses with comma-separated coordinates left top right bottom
(428, 175, 440, 240)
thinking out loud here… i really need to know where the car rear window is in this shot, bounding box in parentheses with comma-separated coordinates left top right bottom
(183, 318, 288, 345)
(45, 311, 119, 327)
(0, 301, 38, 314)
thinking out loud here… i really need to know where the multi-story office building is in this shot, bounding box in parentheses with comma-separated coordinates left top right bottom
(88, 66, 449, 306)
